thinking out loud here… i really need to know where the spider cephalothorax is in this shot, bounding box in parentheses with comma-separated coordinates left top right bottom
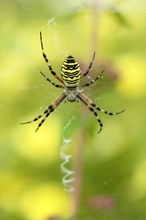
(21, 32, 124, 133)
(64, 87, 79, 102)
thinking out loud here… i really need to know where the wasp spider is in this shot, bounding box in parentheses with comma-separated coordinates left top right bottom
(21, 32, 124, 133)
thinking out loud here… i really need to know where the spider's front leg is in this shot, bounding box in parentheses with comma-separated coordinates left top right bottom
(77, 92, 103, 133)
(77, 92, 124, 133)
(90, 103, 125, 116)
(20, 92, 66, 132)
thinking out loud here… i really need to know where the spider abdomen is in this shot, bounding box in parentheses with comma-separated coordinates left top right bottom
(61, 55, 81, 88)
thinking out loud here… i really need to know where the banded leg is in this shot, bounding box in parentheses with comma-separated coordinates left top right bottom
(35, 106, 54, 132)
(77, 92, 103, 133)
(21, 92, 66, 132)
(40, 71, 65, 88)
(20, 111, 46, 125)
(90, 102, 125, 116)
(81, 69, 104, 88)
(40, 32, 64, 84)
(83, 52, 96, 77)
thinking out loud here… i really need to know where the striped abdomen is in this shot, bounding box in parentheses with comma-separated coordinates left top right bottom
(61, 55, 81, 88)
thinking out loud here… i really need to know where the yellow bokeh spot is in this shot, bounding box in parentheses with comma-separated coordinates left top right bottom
(0, 173, 27, 211)
(19, 183, 69, 220)
(93, 122, 125, 160)
(117, 56, 146, 97)
(0, 174, 70, 220)
(13, 116, 61, 164)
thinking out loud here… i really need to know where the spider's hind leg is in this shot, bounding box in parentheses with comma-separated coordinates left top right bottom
(83, 52, 96, 77)
(40, 32, 64, 84)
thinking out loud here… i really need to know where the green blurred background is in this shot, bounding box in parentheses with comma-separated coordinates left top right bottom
(0, 0, 146, 219)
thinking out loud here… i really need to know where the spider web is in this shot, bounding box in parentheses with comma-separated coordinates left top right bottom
(14, 0, 122, 190)
(60, 116, 77, 192)
(2, 1, 145, 219)
(14, 1, 78, 192)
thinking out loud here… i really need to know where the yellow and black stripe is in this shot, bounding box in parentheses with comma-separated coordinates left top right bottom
(61, 55, 81, 88)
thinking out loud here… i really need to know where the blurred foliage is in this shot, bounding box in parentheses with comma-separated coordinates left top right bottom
(0, 0, 146, 219)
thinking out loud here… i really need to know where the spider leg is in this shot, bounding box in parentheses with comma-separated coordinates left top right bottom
(40, 71, 64, 88)
(35, 109, 53, 132)
(90, 102, 125, 115)
(83, 52, 96, 77)
(20, 112, 45, 124)
(40, 31, 64, 84)
(81, 69, 104, 88)
(21, 92, 66, 132)
(77, 92, 103, 133)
